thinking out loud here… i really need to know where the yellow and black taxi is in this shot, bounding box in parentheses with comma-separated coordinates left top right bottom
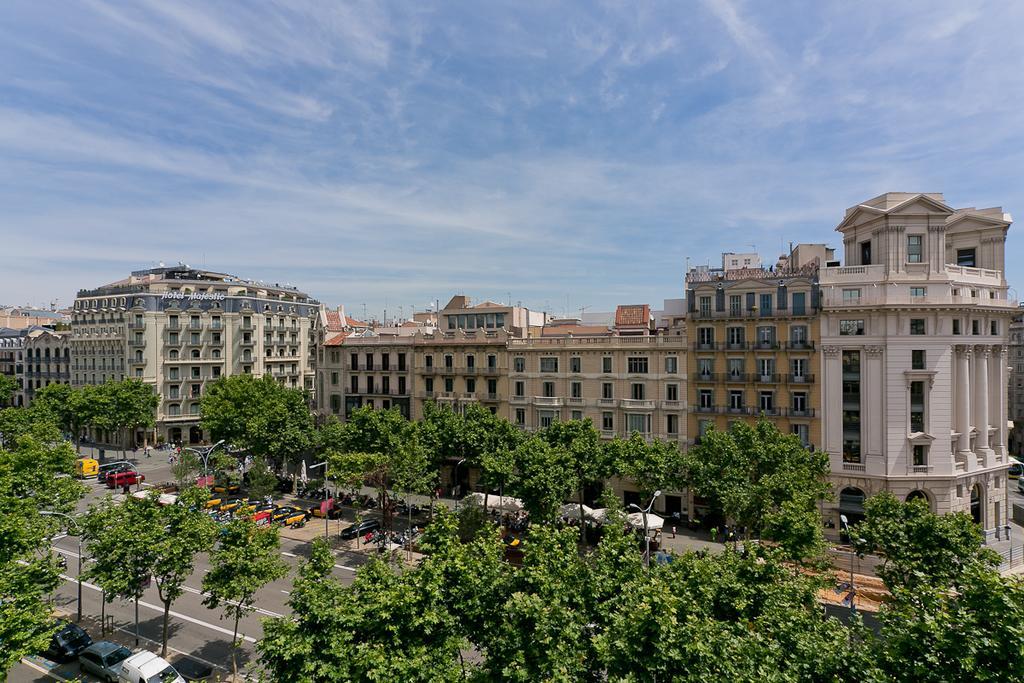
(1009, 459, 1023, 480)
(212, 483, 241, 495)
(271, 506, 309, 526)
(308, 500, 344, 519)
(238, 500, 275, 516)
(218, 499, 244, 513)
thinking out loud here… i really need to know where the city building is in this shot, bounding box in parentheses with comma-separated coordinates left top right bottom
(0, 306, 71, 330)
(22, 328, 71, 404)
(0, 328, 27, 406)
(685, 254, 822, 453)
(721, 252, 762, 271)
(71, 265, 320, 446)
(1008, 306, 1024, 456)
(819, 192, 1016, 538)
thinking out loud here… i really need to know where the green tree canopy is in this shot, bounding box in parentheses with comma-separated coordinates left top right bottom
(683, 421, 832, 561)
(0, 373, 17, 407)
(508, 435, 578, 525)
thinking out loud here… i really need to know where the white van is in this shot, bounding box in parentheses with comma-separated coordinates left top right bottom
(117, 651, 185, 683)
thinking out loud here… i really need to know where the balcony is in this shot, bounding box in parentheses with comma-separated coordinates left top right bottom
(483, 392, 501, 401)
(128, 339, 146, 348)
(128, 321, 145, 330)
(787, 408, 815, 418)
(754, 373, 780, 384)
(692, 341, 716, 351)
(239, 337, 255, 347)
(661, 400, 683, 410)
(185, 339, 204, 348)
(723, 341, 749, 351)
(510, 395, 530, 405)
(533, 396, 564, 407)
(461, 392, 477, 401)
(756, 407, 782, 416)
(441, 366, 455, 374)
(724, 373, 748, 383)
(484, 366, 500, 375)
(842, 462, 866, 473)
(566, 397, 586, 406)
(207, 337, 224, 347)
(693, 404, 718, 414)
(420, 366, 436, 375)
(726, 406, 752, 415)
(620, 398, 655, 410)
(463, 366, 478, 375)
(166, 322, 181, 330)
(907, 464, 932, 474)
(786, 373, 814, 384)
(694, 372, 718, 383)
(189, 323, 202, 330)
(785, 341, 815, 351)
(419, 391, 435, 399)
(597, 398, 616, 407)
(753, 340, 780, 350)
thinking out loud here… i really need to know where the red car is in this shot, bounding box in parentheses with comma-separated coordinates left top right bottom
(106, 471, 145, 489)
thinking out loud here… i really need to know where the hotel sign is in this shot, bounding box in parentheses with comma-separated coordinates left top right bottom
(161, 292, 226, 302)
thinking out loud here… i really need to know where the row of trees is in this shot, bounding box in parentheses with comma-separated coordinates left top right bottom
(0, 379, 158, 458)
(258, 492, 1024, 681)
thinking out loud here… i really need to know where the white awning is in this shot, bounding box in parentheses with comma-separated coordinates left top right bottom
(627, 511, 664, 531)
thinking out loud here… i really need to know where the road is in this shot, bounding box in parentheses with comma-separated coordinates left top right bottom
(9, 449, 389, 682)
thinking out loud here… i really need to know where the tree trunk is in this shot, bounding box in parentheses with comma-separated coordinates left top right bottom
(232, 611, 240, 678)
(134, 595, 140, 646)
(161, 600, 170, 657)
(578, 488, 587, 544)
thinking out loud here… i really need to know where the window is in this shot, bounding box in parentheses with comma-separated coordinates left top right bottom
(912, 350, 926, 370)
(957, 248, 976, 267)
(168, 385, 179, 399)
(540, 357, 558, 373)
(514, 357, 525, 372)
(398, 377, 406, 394)
(792, 392, 807, 414)
(907, 234, 923, 263)
(756, 326, 776, 347)
(168, 404, 180, 416)
(539, 410, 556, 429)
(602, 382, 613, 399)
(698, 358, 714, 378)
(365, 353, 374, 371)
(666, 384, 679, 401)
(842, 350, 861, 463)
(540, 381, 554, 397)
(514, 381, 525, 397)
(444, 378, 454, 392)
(602, 357, 612, 373)
(627, 357, 649, 374)
(698, 327, 715, 347)
(425, 377, 434, 393)
(169, 367, 179, 380)
(992, 321, 999, 335)
(602, 412, 614, 431)
(698, 419, 713, 437)
(667, 414, 678, 435)
(791, 424, 810, 447)
(465, 354, 474, 369)
(425, 354, 433, 368)
(330, 371, 339, 385)
(910, 319, 925, 335)
(627, 413, 648, 435)
(728, 358, 744, 378)
(382, 353, 390, 371)
(571, 381, 582, 398)
(759, 293, 773, 315)
(572, 410, 583, 421)
(840, 320, 864, 336)
(729, 390, 743, 410)
(191, 366, 200, 379)
(842, 289, 861, 303)
(729, 295, 742, 315)
(910, 380, 925, 433)
(366, 377, 375, 394)
(727, 327, 745, 346)
(791, 358, 806, 379)
(699, 389, 713, 408)
(913, 445, 928, 467)
(487, 354, 496, 369)
(790, 325, 808, 345)
(211, 366, 221, 379)
(791, 291, 807, 316)
(665, 356, 678, 373)
(699, 296, 712, 316)
(972, 320, 980, 336)
(444, 354, 454, 369)
(631, 383, 645, 400)
(350, 375, 359, 393)
(759, 391, 774, 412)
(910, 287, 926, 298)
(465, 377, 475, 393)
(570, 357, 581, 373)
(953, 319, 961, 335)
(758, 358, 775, 379)
(515, 408, 526, 426)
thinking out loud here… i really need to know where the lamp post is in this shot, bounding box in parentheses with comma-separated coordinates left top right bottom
(840, 514, 856, 614)
(41, 511, 82, 623)
(309, 461, 329, 539)
(629, 490, 662, 569)
(453, 458, 466, 511)
(184, 438, 226, 482)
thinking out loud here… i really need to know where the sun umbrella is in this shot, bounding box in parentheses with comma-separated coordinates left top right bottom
(300, 460, 308, 485)
(586, 508, 609, 524)
(627, 511, 664, 531)
(559, 503, 594, 520)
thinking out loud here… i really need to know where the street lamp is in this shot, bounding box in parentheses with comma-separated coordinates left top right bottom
(41, 511, 83, 623)
(453, 458, 467, 511)
(839, 514, 856, 614)
(629, 490, 662, 569)
(184, 438, 226, 481)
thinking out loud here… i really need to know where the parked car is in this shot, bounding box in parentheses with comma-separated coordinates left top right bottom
(218, 499, 243, 513)
(308, 501, 344, 519)
(212, 483, 240, 494)
(271, 506, 308, 526)
(1018, 477, 1024, 495)
(117, 651, 185, 683)
(106, 471, 144, 489)
(42, 621, 93, 662)
(340, 518, 381, 540)
(78, 641, 133, 682)
(1009, 460, 1022, 480)
(98, 461, 133, 483)
(75, 457, 99, 479)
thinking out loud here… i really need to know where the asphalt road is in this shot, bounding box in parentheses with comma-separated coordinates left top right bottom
(10, 449, 381, 682)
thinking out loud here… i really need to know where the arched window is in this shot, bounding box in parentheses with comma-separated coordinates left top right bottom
(970, 484, 983, 525)
(191, 349, 200, 359)
(169, 350, 179, 360)
(905, 490, 930, 508)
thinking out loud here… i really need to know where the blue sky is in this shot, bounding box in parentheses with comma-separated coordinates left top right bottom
(2, 1, 1023, 318)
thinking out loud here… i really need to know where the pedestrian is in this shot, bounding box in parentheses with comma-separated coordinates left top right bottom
(710, 526, 718, 542)
(672, 525, 677, 539)
(145, 445, 151, 458)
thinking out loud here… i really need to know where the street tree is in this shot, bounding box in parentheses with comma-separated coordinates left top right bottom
(110, 379, 159, 457)
(508, 436, 578, 525)
(0, 373, 17, 407)
(683, 421, 831, 561)
(245, 456, 278, 500)
(150, 488, 217, 656)
(203, 516, 289, 678)
(0, 421, 84, 676)
(30, 383, 93, 448)
(200, 374, 313, 466)
(538, 419, 612, 540)
(851, 491, 1000, 591)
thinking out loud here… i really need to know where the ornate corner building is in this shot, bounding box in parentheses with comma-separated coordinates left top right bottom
(820, 193, 1015, 539)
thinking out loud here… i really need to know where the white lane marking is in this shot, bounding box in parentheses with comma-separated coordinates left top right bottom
(180, 584, 283, 618)
(57, 573, 258, 643)
(281, 551, 297, 557)
(333, 564, 356, 572)
(19, 658, 70, 681)
(54, 548, 80, 558)
(280, 590, 290, 595)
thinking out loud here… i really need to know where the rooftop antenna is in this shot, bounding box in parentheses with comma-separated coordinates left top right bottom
(362, 303, 368, 321)
(579, 304, 590, 319)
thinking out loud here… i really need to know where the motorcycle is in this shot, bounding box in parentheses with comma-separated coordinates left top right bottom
(291, 519, 306, 529)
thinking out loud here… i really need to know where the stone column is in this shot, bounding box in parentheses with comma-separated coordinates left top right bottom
(993, 345, 1008, 458)
(822, 345, 843, 457)
(974, 345, 993, 464)
(956, 345, 972, 456)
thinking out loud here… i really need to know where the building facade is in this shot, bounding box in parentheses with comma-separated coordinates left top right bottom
(819, 193, 1016, 538)
(22, 329, 71, 404)
(1007, 307, 1024, 457)
(685, 261, 822, 452)
(71, 265, 320, 445)
(0, 329, 27, 407)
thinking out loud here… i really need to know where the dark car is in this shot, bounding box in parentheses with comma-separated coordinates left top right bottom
(97, 461, 133, 483)
(43, 621, 93, 662)
(340, 518, 381, 540)
(78, 641, 133, 682)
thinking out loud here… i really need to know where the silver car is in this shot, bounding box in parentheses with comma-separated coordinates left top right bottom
(78, 641, 134, 682)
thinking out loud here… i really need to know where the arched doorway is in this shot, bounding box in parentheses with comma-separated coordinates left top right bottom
(839, 487, 866, 528)
(189, 426, 203, 444)
(970, 484, 983, 525)
(906, 490, 930, 507)
(169, 427, 182, 445)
